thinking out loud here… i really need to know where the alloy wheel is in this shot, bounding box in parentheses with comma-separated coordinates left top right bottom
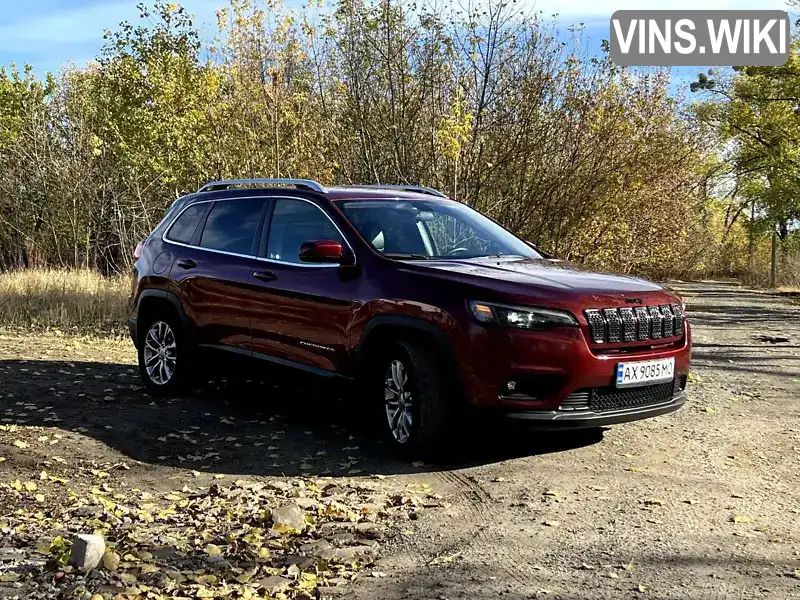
(385, 359, 413, 444)
(143, 321, 177, 385)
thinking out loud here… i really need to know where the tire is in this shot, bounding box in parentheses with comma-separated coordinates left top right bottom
(137, 310, 195, 396)
(378, 340, 453, 459)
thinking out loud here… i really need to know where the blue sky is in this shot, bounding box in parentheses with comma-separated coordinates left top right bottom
(0, 0, 791, 96)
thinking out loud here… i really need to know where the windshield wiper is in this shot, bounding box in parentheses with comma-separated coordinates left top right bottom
(466, 253, 528, 260)
(383, 252, 432, 260)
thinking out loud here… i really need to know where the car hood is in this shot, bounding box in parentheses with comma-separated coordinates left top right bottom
(406, 257, 665, 295)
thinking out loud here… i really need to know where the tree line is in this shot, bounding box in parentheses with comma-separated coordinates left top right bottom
(0, 0, 790, 281)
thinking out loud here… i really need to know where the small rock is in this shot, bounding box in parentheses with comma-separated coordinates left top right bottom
(151, 546, 179, 560)
(272, 503, 307, 534)
(68, 534, 105, 570)
(322, 485, 349, 497)
(284, 555, 317, 569)
(258, 575, 291, 594)
(317, 586, 349, 597)
(72, 506, 103, 518)
(300, 539, 333, 556)
(330, 533, 356, 546)
(319, 545, 379, 563)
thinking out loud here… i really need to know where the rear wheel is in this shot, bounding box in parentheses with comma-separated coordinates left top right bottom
(138, 312, 194, 396)
(379, 340, 453, 459)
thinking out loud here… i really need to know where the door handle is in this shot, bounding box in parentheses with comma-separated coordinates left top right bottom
(252, 270, 278, 282)
(176, 258, 197, 270)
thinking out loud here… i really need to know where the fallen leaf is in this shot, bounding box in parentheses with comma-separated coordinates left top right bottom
(429, 551, 462, 565)
(732, 515, 752, 524)
(543, 489, 559, 497)
(12, 440, 28, 449)
(103, 551, 120, 571)
(204, 544, 223, 556)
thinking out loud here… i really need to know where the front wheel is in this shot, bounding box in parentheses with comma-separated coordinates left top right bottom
(379, 340, 453, 459)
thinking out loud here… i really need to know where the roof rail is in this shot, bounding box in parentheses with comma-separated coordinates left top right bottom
(198, 178, 327, 194)
(351, 184, 447, 198)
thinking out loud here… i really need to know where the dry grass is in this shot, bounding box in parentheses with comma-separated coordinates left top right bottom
(0, 268, 129, 335)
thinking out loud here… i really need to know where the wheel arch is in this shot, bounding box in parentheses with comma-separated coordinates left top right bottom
(355, 316, 464, 396)
(135, 290, 194, 346)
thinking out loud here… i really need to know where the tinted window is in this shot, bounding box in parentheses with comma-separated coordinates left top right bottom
(200, 199, 265, 255)
(267, 199, 344, 264)
(166, 203, 207, 244)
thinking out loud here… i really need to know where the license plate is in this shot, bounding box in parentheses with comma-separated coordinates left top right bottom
(616, 358, 675, 388)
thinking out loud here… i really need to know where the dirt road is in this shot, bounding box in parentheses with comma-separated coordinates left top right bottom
(1, 281, 799, 599)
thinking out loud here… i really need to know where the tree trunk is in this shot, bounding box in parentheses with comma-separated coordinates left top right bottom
(770, 230, 778, 288)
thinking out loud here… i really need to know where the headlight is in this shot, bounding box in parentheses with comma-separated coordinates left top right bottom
(469, 301, 578, 330)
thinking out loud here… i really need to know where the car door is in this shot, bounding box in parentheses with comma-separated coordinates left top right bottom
(249, 196, 357, 373)
(167, 197, 268, 350)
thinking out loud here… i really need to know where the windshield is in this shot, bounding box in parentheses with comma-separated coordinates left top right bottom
(335, 199, 541, 260)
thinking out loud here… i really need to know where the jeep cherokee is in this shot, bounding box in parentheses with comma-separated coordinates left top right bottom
(129, 178, 691, 457)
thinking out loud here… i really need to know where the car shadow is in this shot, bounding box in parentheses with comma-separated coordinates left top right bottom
(0, 359, 602, 477)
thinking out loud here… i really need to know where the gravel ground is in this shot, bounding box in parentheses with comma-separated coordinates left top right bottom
(0, 281, 798, 599)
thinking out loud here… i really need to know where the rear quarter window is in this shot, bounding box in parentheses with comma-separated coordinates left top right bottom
(166, 203, 207, 244)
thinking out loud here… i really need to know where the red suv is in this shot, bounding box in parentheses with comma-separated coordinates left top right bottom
(129, 179, 691, 457)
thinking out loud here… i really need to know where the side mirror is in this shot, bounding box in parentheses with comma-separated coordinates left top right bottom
(299, 239, 346, 264)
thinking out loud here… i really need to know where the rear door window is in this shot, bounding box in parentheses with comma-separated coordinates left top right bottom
(166, 203, 207, 244)
(199, 199, 266, 256)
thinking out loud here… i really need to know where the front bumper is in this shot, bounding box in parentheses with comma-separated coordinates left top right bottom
(503, 390, 686, 429)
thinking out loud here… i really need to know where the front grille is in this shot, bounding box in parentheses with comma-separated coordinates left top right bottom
(585, 303, 683, 344)
(589, 380, 676, 412)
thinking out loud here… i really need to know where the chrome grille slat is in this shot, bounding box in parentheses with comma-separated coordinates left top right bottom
(618, 308, 636, 342)
(584, 303, 684, 344)
(603, 308, 622, 343)
(634, 306, 650, 340)
(648, 306, 663, 339)
(661, 305, 674, 337)
(585, 309, 605, 343)
(671, 303, 683, 335)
